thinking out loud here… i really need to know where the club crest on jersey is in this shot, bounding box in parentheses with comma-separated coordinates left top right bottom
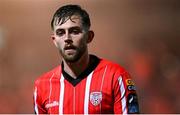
(90, 92, 102, 106)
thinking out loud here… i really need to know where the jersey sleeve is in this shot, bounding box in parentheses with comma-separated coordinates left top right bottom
(113, 70, 140, 114)
(33, 80, 47, 114)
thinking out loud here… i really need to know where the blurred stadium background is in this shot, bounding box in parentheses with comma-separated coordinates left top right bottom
(0, 0, 179, 113)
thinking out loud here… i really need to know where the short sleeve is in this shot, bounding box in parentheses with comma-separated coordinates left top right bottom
(113, 71, 140, 114)
(33, 80, 47, 114)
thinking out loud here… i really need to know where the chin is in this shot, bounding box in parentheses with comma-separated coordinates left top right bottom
(61, 48, 86, 63)
(63, 55, 81, 63)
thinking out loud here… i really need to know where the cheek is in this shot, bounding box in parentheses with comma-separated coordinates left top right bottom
(79, 39, 87, 49)
(76, 35, 88, 46)
(54, 40, 64, 49)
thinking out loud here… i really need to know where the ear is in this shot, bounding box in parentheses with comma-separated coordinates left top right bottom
(87, 30, 94, 43)
(51, 34, 58, 47)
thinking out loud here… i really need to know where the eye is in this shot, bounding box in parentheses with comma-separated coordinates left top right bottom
(69, 27, 82, 35)
(56, 29, 65, 37)
(72, 29, 80, 34)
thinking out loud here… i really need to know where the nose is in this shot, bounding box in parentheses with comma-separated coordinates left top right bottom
(64, 32, 72, 43)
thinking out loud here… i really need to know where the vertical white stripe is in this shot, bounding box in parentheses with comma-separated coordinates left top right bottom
(100, 66, 107, 91)
(59, 74, 65, 114)
(100, 66, 107, 113)
(48, 73, 54, 113)
(49, 73, 54, 103)
(34, 87, 39, 114)
(84, 71, 94, 114)
(118, 76, 127, 114)
(73, 87, 76, 114)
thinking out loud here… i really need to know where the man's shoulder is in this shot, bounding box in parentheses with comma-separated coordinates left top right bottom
(98, 58, 127, 73)
(35, 65, 61, 83)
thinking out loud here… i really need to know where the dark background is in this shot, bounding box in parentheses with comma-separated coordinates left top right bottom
(0, 0, 179, 113)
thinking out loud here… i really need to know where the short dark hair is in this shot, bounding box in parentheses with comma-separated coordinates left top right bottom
(51, 4, 91, 31)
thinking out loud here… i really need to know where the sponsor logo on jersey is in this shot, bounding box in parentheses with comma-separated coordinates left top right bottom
(126, 79, 135, 86)
(90, 92, 102, 106)
(45, 101, 59, 109)
(127, 85, 136, 91)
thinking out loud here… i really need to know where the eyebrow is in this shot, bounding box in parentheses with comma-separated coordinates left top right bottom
(56, 26, 82, 31)
(69, 26, 82, 30)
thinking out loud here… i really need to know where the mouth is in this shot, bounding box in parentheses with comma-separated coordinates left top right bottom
(64, 45, 76, 54)
(64, 45, 76, 50)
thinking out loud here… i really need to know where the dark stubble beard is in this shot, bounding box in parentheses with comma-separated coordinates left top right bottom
(59, 43, 87, 63)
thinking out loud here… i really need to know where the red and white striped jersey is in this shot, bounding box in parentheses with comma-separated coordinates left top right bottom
(33, 55, 139, 114)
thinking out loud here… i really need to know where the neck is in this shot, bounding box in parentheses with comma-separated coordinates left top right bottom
(63, 52, 90, 79)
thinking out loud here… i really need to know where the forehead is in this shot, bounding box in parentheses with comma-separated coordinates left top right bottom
(54, 15, 83, 30)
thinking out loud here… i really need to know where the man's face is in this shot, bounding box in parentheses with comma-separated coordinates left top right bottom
(52, 15, 89, 62)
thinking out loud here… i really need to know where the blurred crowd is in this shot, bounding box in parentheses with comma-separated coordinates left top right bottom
(126, 36, 180, 113)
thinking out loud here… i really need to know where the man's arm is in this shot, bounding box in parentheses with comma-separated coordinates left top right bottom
(113, 71, 140, 114)
(33, 80, 47, 114)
